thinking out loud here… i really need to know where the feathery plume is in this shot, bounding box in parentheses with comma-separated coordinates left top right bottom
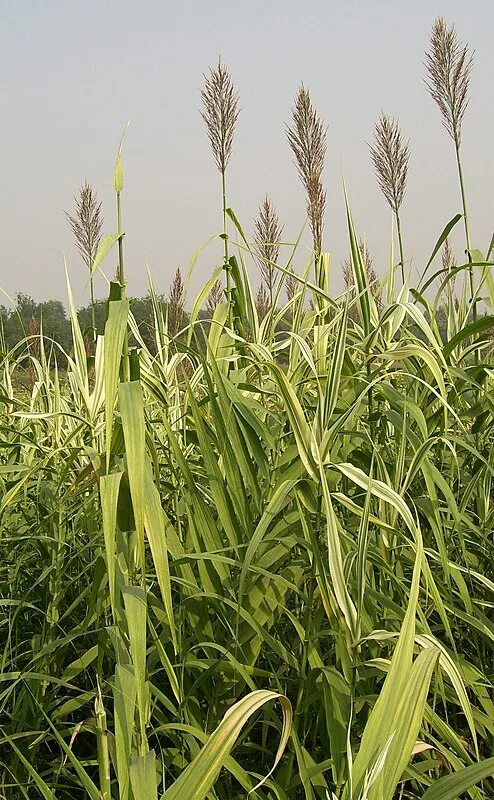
(201, 58, 240, 175)
(65, 182, 103, 271)
(370, 115, 410, 216)
(286, 85, 327, 257)
(65, 182, 103, 341)
(442, 238, 456, 271)
(253, 196, 283, 302)
(425, 17, 473, 145)
(369, 114, 409, 283)
(426, 18, 475, 325)
(167, 267, 185, 338)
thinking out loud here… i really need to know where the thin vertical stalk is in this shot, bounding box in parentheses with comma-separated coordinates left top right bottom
(116, 192, 124, 286)
(455, 142, 476, 324)
(396, 213, 405, 285)
(95, 688, 111, 800)
(221, 169, 232, 328)
(369, 114, 409, 287)
(116, 187, 130, 382)
(65, 182, 103, 343)
(90, 277, 96, 340)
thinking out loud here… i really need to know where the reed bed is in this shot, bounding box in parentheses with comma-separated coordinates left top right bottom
(0, 16, 493, 800)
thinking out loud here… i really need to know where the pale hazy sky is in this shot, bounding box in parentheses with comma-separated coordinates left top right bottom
(0, 0, 493, 307)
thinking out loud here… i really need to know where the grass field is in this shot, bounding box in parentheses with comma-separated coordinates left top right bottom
(0, 17, 493, 800)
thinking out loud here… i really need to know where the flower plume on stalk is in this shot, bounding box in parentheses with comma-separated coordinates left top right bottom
(425, 17, 473, 145)
(442, 238, 456, 271)
(425, 17, 476, 326)
(286, 85, 327, 257)
(201, 58, 240, 175)
(253, 196, 283, 300)
(167, 267, 185, 338)
(65, 182, 103, 271)
(369, 115, 410, 216)
(201, 57, 239, 328)
(65, 181, 103, 341)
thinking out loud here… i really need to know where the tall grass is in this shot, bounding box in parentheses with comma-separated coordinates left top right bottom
(0, 17, 493, 800)
(65, 182, 104, 343)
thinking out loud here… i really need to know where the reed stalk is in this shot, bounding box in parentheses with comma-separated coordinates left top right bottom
(369, 114, 410, 284)
(65, 182, 103, 342)
(425, 17, 475, 321)
(201, 58, 239, 329)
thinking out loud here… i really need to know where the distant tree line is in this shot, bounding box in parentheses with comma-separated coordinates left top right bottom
(0, 291, 189, 364)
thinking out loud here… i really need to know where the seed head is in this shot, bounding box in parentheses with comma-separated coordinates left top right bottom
(253, 196, 283, 296)
(65, 182, 103, 270)
(369, 115, 410, 214)
(442, 237, 456, 271)
(201, 58, 240, 174)
(167, 267, 185, 337)
(425, 17, 473, 145)
(286, 85, 327, 256)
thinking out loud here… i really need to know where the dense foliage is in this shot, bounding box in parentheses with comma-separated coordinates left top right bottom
(0, 16, 493, 800)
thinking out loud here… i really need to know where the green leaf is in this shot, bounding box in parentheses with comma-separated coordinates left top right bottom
(372, 646, 439, 800)
(1, 736, 57, 799)
(114, 664, 137, 800)
(161, 691, 291, 800)
(104, 298, 129, 467)
(421, 757, 494, 800)
(119, 381, 146, 564)
(122, 586, 149, 746)
(443, 315, 494, 359)
(344, 185, 379, 336)
(114, 122, 130, 192)
(92, 233, 122, 275)
(100, 471, 124, 621)
(320, 463, 358, 638)
(143, 465, 177, 651)
(419, 213, 462, 285)
(349, 536, 423, 799)
(130, 750, 158, 800)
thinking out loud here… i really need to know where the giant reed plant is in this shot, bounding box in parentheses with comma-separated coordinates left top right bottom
(286, 85, 329, 314)
(65, 182, 103, 341)
(369, 114, 410, 284)
(201, 58, 239, 328)
(425, 17, 476, 319)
